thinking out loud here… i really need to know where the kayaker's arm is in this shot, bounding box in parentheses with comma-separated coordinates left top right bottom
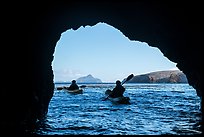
(103, 94, 111, 101)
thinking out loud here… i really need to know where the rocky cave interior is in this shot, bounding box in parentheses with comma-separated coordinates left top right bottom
(1, 1, 203, 134)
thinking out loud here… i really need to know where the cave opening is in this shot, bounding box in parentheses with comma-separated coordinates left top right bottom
(1, 1, 202, 135)
(52, 22, 180, 83)
(39, 22, 202, 135)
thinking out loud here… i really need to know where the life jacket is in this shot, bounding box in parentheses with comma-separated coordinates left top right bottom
(110, 85, 125, 98)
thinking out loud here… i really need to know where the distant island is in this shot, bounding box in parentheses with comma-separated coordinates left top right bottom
(76, 74, 102, 83)
(55, 70, 188, 84)
(127, 70, 188, 83)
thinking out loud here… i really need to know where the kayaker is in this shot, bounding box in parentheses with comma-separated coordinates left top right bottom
(67, 80, 79, 90)
(109, 80, 125, 98)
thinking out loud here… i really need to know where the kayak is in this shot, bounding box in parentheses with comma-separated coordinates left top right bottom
(108, 96, 130, 104)
(105, 89, 130, 104)
(63, 88, 83, 94)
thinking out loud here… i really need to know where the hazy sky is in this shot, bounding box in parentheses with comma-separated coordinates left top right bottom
(52, 22, 178, 82)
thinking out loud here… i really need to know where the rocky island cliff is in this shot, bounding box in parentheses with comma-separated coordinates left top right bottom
(128, 70, 188, 83)
(77, 74, 102, 83)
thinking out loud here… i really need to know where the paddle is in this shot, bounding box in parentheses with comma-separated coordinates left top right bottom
(102, 74, 134, 101)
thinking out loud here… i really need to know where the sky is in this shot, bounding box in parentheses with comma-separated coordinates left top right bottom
(52, 22, 178, 82)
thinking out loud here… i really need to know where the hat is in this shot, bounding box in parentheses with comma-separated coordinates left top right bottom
(116, 80, 121, 85)
(72, 80, 76, 83)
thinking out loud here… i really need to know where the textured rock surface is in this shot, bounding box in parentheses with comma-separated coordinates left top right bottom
(1, 1, 203, 134)
(128, 70, 188, 83)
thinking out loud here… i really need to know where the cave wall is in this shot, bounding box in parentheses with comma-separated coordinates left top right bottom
(1, 1, 203, 134)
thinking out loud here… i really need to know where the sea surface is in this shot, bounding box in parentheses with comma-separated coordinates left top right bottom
(35, 83, 202, 135)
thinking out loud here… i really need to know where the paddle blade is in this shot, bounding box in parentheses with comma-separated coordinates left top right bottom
(56, 87, 63, 90)
(79, 85, 86, 88)
(126, 74, 134, 81)
(122, 74, 134, 85)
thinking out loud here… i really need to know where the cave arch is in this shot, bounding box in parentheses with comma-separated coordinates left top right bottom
(52, 22, 180, 83)
(2, 1, 203, 134)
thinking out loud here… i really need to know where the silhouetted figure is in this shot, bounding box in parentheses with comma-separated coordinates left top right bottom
(109, 80, 125, 98)
(67, 80, 79, 90)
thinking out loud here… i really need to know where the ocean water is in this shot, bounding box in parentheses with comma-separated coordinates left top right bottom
(35, 83, 202, 135)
